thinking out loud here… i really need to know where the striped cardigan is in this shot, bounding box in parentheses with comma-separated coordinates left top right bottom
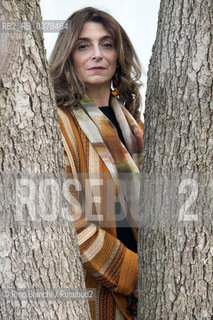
(58, 105, 143, 320)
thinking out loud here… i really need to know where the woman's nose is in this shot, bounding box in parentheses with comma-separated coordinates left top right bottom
(91, 45, 102, 60)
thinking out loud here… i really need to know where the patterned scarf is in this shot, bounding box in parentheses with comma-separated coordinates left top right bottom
(71, 95, 143, 233)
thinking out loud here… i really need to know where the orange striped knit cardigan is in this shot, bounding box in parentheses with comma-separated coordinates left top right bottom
(57, 104, 143, 320)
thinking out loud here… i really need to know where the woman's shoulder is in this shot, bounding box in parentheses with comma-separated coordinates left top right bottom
(137, 118, 144, 133)
(57, 106, 78, 128)
(57, 106, 84, 141)
(57, 106, 73, 120)
(119, 103, 144, 134)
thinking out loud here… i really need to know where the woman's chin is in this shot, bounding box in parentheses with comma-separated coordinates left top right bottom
(85, 81, 111, 90)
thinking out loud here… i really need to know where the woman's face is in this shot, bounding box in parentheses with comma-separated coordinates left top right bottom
(73, 22, 118, 91)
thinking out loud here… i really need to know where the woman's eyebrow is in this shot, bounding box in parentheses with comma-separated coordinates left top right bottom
(100, 35, 113, 41)
(77, 37, 90, 42)
(77, 35, 113, 42)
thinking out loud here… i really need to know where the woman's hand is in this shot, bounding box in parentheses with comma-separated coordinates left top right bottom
(133, 280, 138, 298)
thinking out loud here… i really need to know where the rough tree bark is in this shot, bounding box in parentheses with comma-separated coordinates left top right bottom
(139, 0, 212, 319)
(0, 0, 91, 319)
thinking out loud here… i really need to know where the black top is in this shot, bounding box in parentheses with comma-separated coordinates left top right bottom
(99, 106, 137, 253)
(99, 106, 127, 148)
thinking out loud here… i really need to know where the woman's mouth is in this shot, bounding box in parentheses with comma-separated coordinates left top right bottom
(88, 67, 106, 70)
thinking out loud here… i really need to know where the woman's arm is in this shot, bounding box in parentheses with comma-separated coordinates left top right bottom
(64, 150, 138, 296)
(58, 108, 138, 296)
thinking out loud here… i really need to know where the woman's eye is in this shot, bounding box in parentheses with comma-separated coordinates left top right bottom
(78, 44, 89, 50)
(102, 42, 113, 48)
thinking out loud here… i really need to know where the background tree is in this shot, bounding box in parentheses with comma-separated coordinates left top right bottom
(139, 0, 212, 319)
(0, 0, 91, 319)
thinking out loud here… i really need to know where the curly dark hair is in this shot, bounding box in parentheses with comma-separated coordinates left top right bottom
(49, 7, 142, 120)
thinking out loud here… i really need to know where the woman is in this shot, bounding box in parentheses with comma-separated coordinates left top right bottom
(49, 7, 143, 320)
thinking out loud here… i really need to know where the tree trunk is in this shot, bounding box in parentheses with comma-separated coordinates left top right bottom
(0, 1, 91, 319)
(139, 0, 212, 319)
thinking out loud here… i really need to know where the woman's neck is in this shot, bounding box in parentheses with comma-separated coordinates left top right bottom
(86, 86, 111, 107)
